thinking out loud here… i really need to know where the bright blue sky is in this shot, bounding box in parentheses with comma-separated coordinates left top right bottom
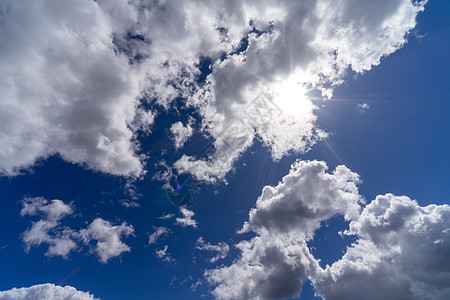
(0, 1, 449, 300)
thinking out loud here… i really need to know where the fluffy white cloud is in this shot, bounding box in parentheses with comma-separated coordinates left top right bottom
(313, 194, 450, 300)
(78, 218, 134, 264)
(206, 160, 363, 299)
(0, 0, 426, 182)
(0, 0, 150, 177)
(21, 197, 76, 258)
(170, 120, 194, 150)
(206, 160, 450, 300)
(175, 207, 197, 229)
(0, 283, 98, 300)
(196, 237, 229, 263)
(21, 197, 134, 263)
(148, 226, 171, 245)
(173, 0, 426, 182)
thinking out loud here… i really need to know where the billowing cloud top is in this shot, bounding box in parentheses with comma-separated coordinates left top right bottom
(206, 160, 450, 300)
(0, 0, 426, 182)
(0, 283, 98, 300)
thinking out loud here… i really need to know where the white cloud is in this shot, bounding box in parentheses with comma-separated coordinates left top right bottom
(158, 213, 175, 220)
(0, 0, 426, 182)
(0, 0, 149, 177)
(313, 194, 450, 300)
(206, 160, 450, 300)
(0, 283, 98, 300)
(357, 103, 371, 113)
(196, 237, 229, 263)
(148, 226, 171, 245)
(21, 197, 76, 258)
(79, 218, 134, 264)
(205, 160, 363, 299)
(170, 120, 194, 150)
(175, 207, 198, 229)
(118, 199, 140, 208)
(172, 0, 426, 182)
(155, 245, 175, 263)
(21, 197, 134, 263)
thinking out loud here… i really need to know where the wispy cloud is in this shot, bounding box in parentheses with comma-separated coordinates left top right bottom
(148, 226, 172, 245)
(155, 245, 175, 263)
(196, 237, 229, 263)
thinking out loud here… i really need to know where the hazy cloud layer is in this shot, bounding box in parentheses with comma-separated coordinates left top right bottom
(0, 283, 98, 300)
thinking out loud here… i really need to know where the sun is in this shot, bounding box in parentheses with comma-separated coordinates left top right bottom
(272, 76, 313, 119)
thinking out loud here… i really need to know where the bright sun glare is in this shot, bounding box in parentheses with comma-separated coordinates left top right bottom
(273, 77, 313, 118)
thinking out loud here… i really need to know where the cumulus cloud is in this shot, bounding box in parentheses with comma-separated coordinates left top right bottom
(196, 237, 229, 263)
(21, 197, 134, 263)
(170, 120, 194, 150)
(0, 0, 150, 177)
(0, 0, 426, 182)
(205, 160, 363, 299)
(21, 197, 76, 258)
(175, 207, 197, 229)
(0, 283, 98, 300)
(313, 194, 450, 300)
(78, 218, 134, 264)
(173, 0, 426, 182)
(206, 160, 450, 300)
(148, 226, 171, 245)
(155, 245, 175, 263)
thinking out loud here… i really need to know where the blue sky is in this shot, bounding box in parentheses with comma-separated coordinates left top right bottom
(0, 1, 449, 299)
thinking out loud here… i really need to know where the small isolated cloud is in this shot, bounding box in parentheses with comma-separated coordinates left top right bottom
(170, 120, 194, 150)
(21, 197, 134, 263)
(0, 283, 98, 300)
(119, 199, 140, 208)
(148, 227, 172, 245)
(196, 237, 229, 263)
(78, 218, 134, 264)
(357, 103, 371, 113)
(21, 197, 76, 258)
(176, 207, 197, 229)
(155, 245, 175, 263)
(158, 213, 175, 220)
